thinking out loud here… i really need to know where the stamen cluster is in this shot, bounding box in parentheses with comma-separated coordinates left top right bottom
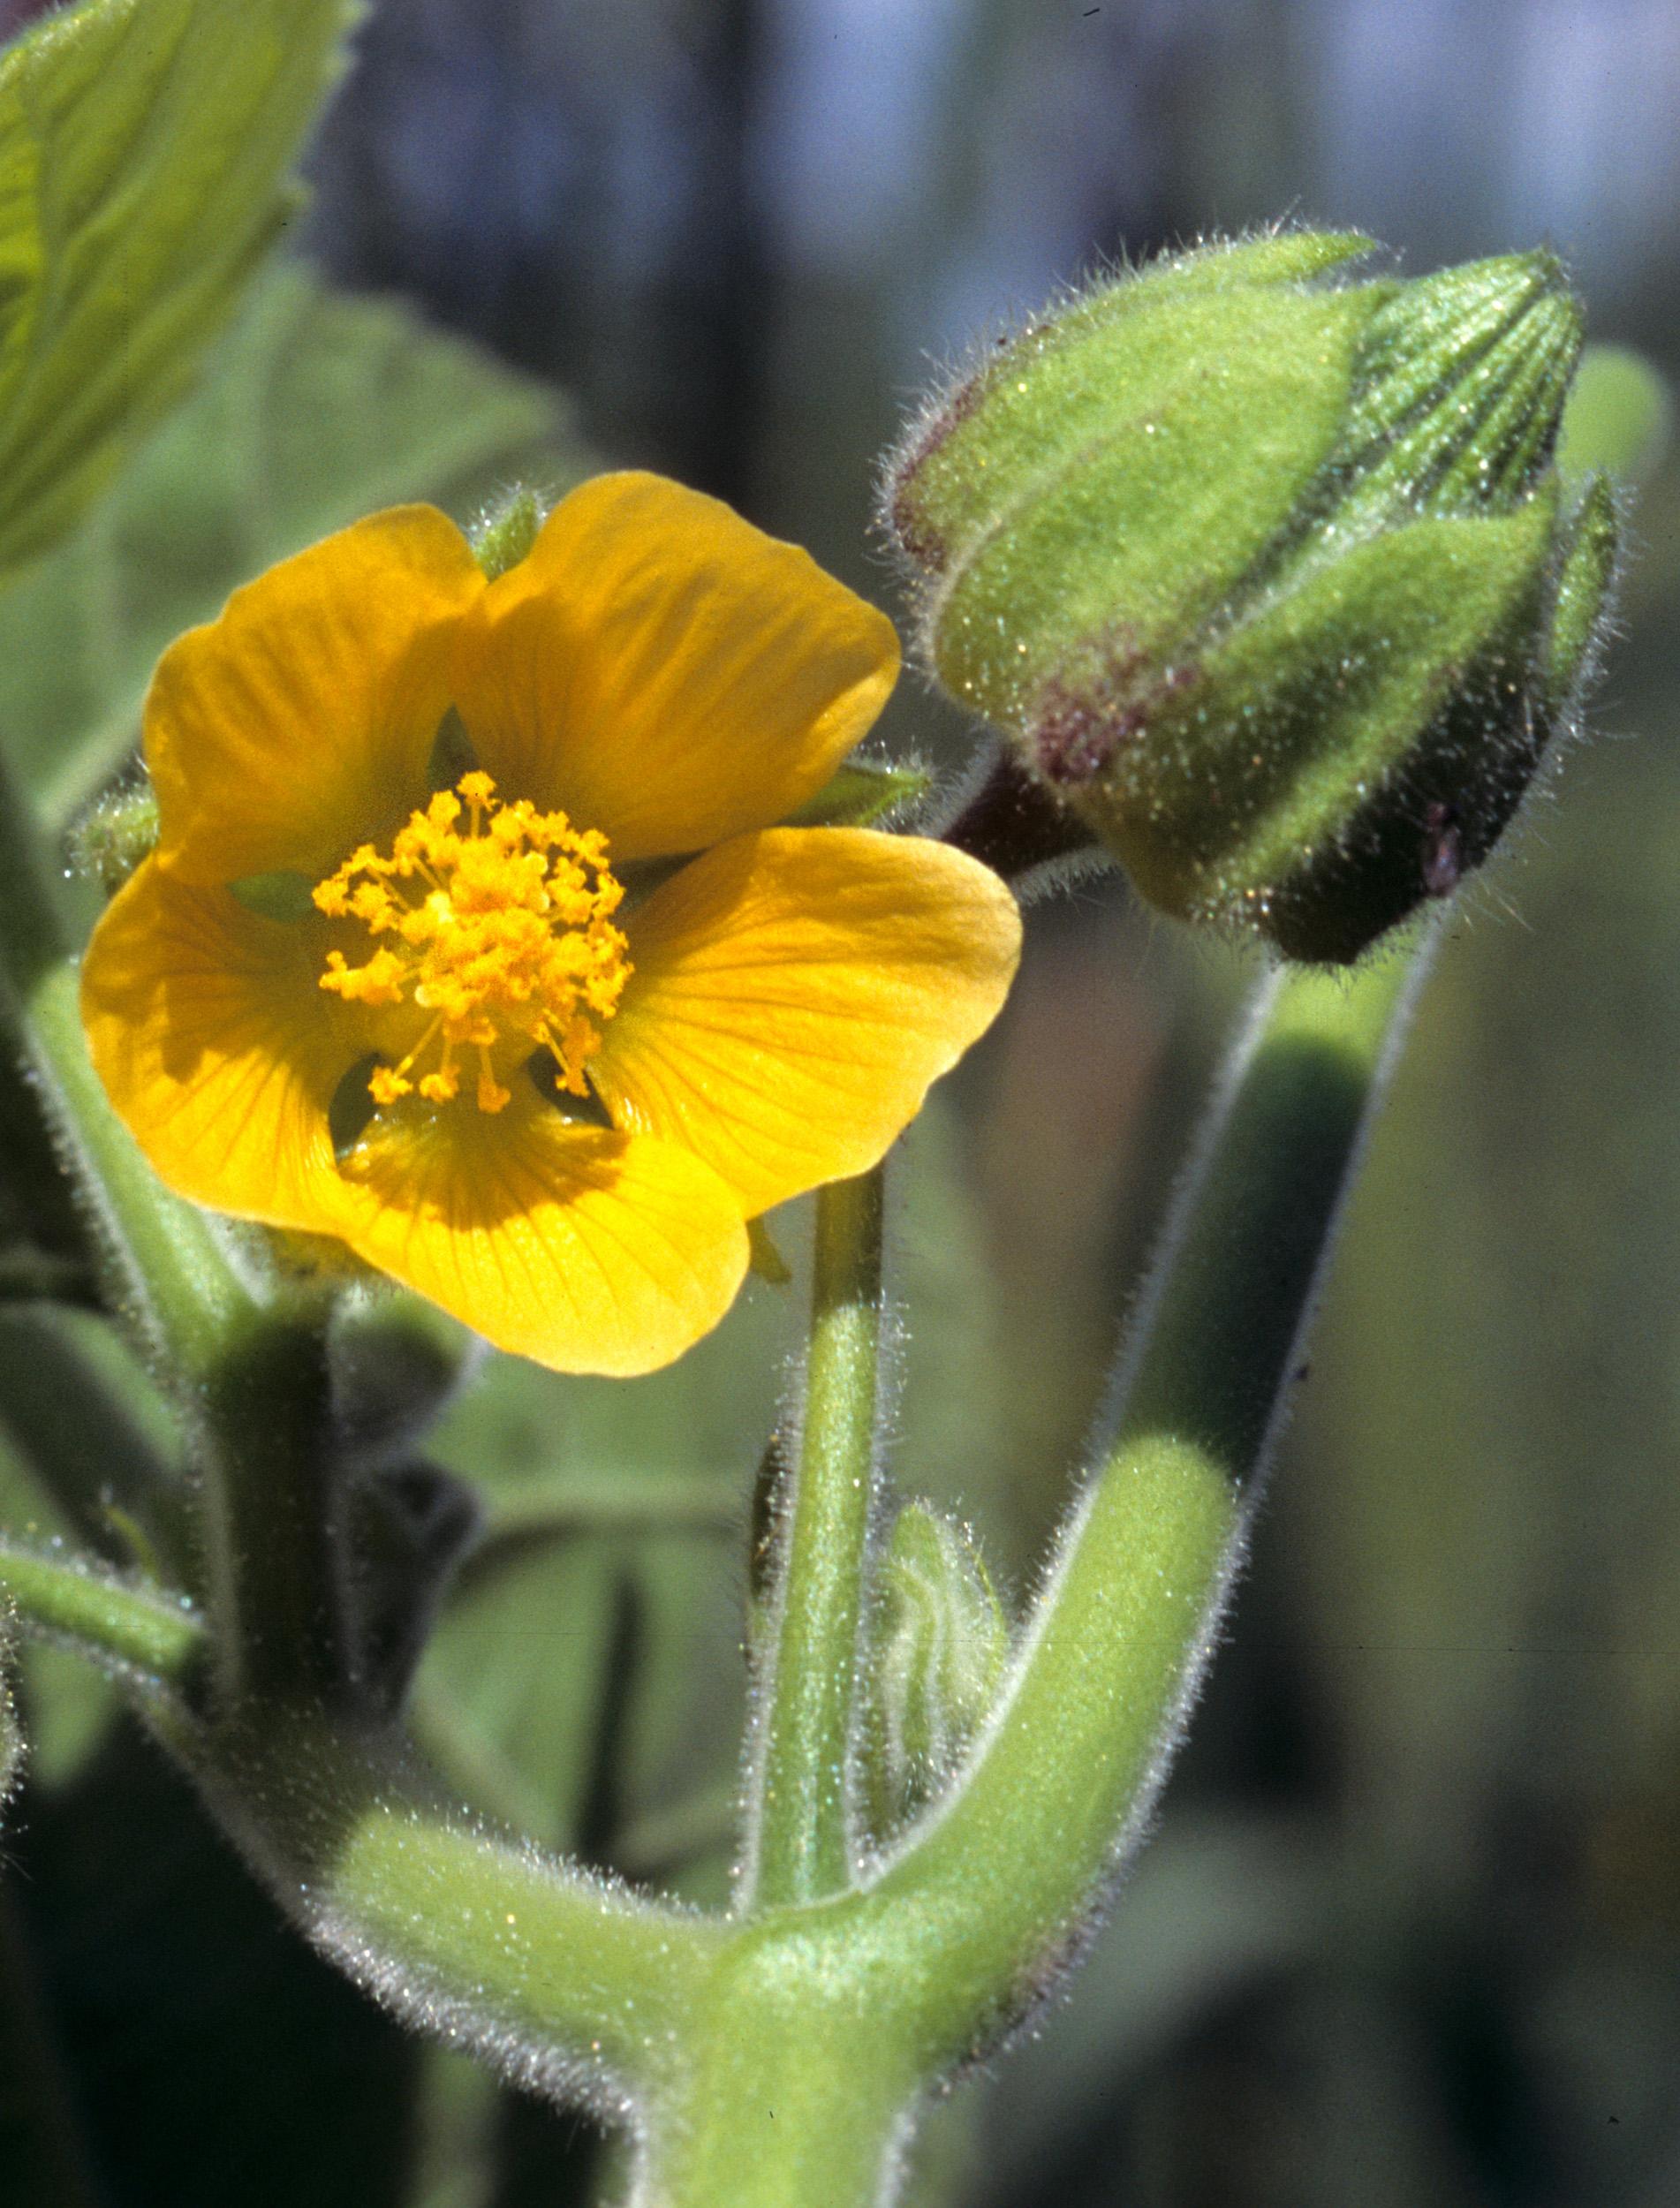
(314, 771, 631, 1114)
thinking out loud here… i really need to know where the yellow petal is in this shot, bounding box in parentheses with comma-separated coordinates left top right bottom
(80, 858, 355, 1234)
(335, 1099, 751, 1376)
(148, 506, 483, 885)
(452, 473, 899, 860)
(592, 828, 1022, 1215)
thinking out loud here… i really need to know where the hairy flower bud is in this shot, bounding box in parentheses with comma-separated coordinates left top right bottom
(859, 1503, 1008, 1843)
(886, 233, 1620, 961)
(67, 776, 160, 897)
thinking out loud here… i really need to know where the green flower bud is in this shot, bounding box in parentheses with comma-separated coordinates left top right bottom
(886, 233, 1620, 962)
(470, 484, 550, 580)
(859, 1502, 1009, 1843)
(67, 775, 159, 897)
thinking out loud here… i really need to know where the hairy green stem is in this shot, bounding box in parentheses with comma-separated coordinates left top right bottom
(619, 943, 1431, 2208)
(173, 1703, 721, 2106)
(858, 941, 1431, 2060)
(0, 935, 1428, 2208)
(643, 1944, 918, 2208)
(19, 957, 254, 1387)
(196, 1300, 355, 1710)
(0, 1536, 203, 1683)
(0, 1516, 725, 2112)
(749, 1168, 885, 1908)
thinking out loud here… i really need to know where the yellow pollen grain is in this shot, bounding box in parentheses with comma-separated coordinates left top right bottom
(314, 770, 632, 1114)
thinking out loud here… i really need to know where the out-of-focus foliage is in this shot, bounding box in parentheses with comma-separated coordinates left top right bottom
(1560, 343, 1675, 488)
(0, 261, 581, 830)
(0, 0, 359, 575)
(0, 1309, 169, 1787)
(413, 1098, 1009, 1895)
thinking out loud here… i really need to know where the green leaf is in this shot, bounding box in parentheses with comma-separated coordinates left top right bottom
(0, 258, 586, 826)
(0, 0, 361, 578)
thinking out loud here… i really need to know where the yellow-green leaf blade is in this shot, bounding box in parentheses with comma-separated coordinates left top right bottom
(0, 0, 361, 576)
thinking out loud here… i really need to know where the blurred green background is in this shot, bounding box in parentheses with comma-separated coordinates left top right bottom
(4, 1, 1680, 2203)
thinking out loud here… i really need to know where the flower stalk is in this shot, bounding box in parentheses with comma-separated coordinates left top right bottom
(194, 1296, 355, 1711)
(747, 1166, 885, 1907)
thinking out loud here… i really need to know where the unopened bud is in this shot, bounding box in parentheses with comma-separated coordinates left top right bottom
(67, 776, 159, 897)
(859, 1503, 1008, 1843)
(886, 233, 1623, 962)
(470, 485, 549, 580)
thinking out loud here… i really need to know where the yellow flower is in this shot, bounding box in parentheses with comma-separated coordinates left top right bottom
(81, 473, 1021, 1374)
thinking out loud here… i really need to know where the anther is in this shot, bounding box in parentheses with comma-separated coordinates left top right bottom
(314, 772, 632, 1115)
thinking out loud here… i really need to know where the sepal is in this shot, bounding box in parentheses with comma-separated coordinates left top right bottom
(470, 485, 549, 580)
(67, 777, 159, 896)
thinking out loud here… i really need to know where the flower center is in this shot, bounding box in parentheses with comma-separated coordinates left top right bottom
(313, 771, 631, 1115)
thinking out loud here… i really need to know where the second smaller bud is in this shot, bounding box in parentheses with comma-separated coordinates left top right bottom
(859, 1502, 1009, 1846)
